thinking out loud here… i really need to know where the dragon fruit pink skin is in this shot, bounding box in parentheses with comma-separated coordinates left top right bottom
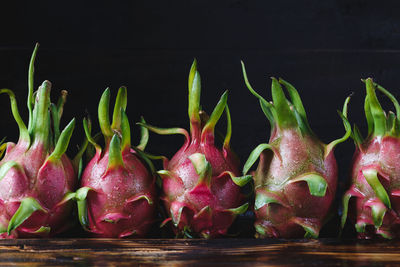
(69, 87, 157, 238)
(141, 60, 251, 238)
(241, 62, 351, 238)
(342, 78, 400, 239)
(0, 44, 79, 238)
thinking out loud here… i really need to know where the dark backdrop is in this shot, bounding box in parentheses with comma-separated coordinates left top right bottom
(1, 0, 400, 237)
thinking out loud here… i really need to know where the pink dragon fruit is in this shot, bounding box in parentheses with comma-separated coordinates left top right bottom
(241, 62, 351, 238)
(140, 60, 251, 238)
(341, 78, 400, 239)
(0, 43, 79, 238)
(66, 86, 157, 238)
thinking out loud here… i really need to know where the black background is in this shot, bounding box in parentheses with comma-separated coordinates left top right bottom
(1, 0, 400, 237)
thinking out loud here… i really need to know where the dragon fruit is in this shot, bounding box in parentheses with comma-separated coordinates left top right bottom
(66, 86, 157, 238)
(341, 78, 400, 239)
(0, 43, 79, 238)
(140, 60, 251, 238)
(241, 62, 351, 238)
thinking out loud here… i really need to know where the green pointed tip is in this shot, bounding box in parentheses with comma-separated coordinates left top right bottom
(51, 104, 61, 143)
(188, 59, 198, 91)
(278, 78, 307, 118)
(254, 193, 280, 210)
(226, 202, 249, 215)
(243, 143, 273, 175)
(241, 61, 277, 127)
(120, 109, 131, 150)
(355, 222, 366, 233)
(0, 161, 22, 182)
(302, 226, 318, 239)
(241, 61, 272, 108)
(352, 124, 364, 146)
(188, 153, 212, 186)
(289, 172, 327, 197)
(278, 78, 313, 134)
(0, 89, 29, 142)
(27, 43, 40, 133)
(98, 88, 113, 140)
(202, 90, 228, 141)
(48, 118, 76, 161)
(364, 78, 386, 136)
(137, 122, 190, 143)
(363, 169, 391, 209)
(73, 121, 90, 172)
(230, 174, 253, 187)
(325, 96, 352, 157)
(74, 187, 92, 231)
(0, 140, 7, 159)
(31, 80, 52, 145)
(373, 82, 400, 120)
(137, 116, 149, 151)
(83, 117, 101, 152)
(341, 193, 352, 229)
(111, 86, 128, 130)
(7, 197, 46, 235)
(56, 90, 68, 120)
(270, 77, 297, 129)
(371, 203, 386, 228)
(108, 134, 124, 168)
(188, 60, 201, 125)
(223, 104, 232, 149)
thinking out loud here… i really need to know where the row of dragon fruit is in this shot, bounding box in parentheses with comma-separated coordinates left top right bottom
(0, 43, 397, 239)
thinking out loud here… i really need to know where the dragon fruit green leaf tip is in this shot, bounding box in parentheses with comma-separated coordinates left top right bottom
(241, 61, 351, 238)
(139, 59, 252, 238)
(64, 86, 157, 238)
(0, 43, 82, 238)
(341, 78, 400, 239)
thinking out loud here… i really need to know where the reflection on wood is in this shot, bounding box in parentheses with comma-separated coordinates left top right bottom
(0, 238, 399, 266)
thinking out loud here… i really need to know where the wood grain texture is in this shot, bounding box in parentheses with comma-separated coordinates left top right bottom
(0, 238, 399, 266)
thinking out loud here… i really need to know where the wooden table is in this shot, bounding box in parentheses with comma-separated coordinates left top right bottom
(0, 238, 398, 266)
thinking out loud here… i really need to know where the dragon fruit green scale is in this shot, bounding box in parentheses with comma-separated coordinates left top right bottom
(241, 61, 351, 238)
(341, 78, 400, 239)
(0, 44, 80, 238)
(141, 60, 251, 238)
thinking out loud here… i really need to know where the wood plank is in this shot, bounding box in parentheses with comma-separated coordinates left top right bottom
(0, 239, 399, 266)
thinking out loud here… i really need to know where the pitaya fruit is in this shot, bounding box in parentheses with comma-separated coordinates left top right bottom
(0, 43, 79, 238)
(140, 60, 251, 238)
(241, 62, 351, 238)
(341, 78, 400, 239)
(65, 86, 157, 238)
